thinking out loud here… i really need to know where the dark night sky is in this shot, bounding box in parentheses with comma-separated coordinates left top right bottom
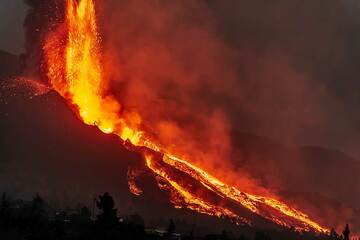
(0, 0, 27, 54)
(205, 0, 360, 158)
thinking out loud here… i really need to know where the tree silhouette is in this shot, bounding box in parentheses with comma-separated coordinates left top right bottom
(342, 224, 350, 240)
(0, 193, 10, 227)
(96, 192, 119, 227)
(164, 219, 176, 239)
(29, 194, 48, 224)
(168, 219, 176, 233)
(0, 193, 10, 211)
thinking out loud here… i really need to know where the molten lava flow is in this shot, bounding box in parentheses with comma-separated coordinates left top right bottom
(127, 168, 143, 196)
(145, 154, 244, 223)
(44, 0, 330, 234)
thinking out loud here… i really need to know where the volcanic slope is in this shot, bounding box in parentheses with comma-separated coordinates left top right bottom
(0, 85, 284, 236)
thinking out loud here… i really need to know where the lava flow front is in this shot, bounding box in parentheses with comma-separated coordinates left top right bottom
(43, 0, 329, 234)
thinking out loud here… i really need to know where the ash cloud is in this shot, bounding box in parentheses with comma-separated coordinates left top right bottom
(99, 0, 360, 229)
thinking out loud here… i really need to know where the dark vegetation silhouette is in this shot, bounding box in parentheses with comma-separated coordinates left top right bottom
(164, 219, 176, 239)
(343, 224, 350, 240)
(96, 192, 119, 228)
(0, 192, 353, 240)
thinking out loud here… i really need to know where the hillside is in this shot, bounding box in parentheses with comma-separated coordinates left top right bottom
(0, 74, 358, 235)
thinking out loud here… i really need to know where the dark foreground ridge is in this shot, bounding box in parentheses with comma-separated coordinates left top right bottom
(0, 192, 349, 240)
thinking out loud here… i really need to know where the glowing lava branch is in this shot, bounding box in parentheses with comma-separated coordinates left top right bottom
(44, 0, 329, 234)
(145, 154, 245, 223)
(127, 168, 143, 196)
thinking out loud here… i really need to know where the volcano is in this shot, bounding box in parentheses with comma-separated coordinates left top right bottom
(1, 0, 360, 237)
(39, 0, 333, 233)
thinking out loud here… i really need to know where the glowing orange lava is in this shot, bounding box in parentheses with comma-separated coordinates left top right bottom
(44, 0, 329, 234)
(127, 168, 143, 196)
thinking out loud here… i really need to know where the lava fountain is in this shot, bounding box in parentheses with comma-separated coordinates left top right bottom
(43, 0, 329, 233)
